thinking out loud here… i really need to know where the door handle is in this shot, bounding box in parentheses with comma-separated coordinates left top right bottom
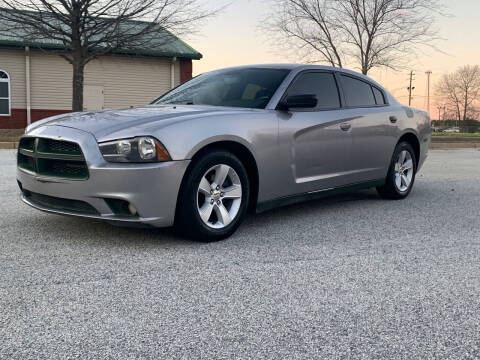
(340, 123, 351, 131)
(389, 116, 398, 123)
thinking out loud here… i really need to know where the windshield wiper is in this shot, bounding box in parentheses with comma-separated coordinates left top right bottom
(163, 101, 194, 105)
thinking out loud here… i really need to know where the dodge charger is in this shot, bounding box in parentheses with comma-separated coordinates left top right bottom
(17, 65, 431, 241)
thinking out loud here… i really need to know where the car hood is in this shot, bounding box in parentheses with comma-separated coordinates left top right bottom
(26, 105, 257, 141)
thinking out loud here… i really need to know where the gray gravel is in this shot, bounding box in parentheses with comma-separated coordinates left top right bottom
(1, 149, 480, 359)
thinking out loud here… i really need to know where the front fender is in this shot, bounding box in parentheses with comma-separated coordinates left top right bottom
(183, 134, 258, 160)
(151, 112, 277, 162)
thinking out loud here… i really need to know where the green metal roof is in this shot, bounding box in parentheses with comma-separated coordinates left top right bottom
(0, 9, 202, 60)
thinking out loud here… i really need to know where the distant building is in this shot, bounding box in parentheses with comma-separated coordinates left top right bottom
(0, 16, 202, 129)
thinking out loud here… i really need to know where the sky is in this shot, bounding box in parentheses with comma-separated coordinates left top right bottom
(185, 0, 480, 116)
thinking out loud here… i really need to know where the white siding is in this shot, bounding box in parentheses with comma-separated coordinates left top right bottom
(0, 48, 26, 108)
(84, 55, 178, 109)
(30, 51, 71, 110)
(174, 60, 180, 87)
(27, 50, 180, 110)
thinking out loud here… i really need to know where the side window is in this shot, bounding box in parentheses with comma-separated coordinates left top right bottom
(286, 72, 341, 110)
(341, 75, 376, 107)
(0, 70, 10, 116)
(372, 86, 386, 105)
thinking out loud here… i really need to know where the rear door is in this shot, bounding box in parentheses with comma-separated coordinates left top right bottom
(277, 71, 355, 196)
(338, 74, 399, 183)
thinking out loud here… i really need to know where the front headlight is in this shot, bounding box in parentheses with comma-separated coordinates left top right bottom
(99, 136, 171, 163)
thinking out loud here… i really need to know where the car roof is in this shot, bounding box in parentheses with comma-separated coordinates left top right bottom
(214, 64, 382, 86)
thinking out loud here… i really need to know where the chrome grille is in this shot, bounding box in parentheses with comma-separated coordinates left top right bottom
(18, 137, 89, 180)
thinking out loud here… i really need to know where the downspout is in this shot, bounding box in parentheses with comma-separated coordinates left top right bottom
(170, 57, 177, 89)
(25, 46, 31, 126)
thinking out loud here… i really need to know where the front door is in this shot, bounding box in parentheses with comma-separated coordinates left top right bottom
(277, 71, 354, 197)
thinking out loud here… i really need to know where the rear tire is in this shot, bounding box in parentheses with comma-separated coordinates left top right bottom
(175, 150, 250, 242)
(377, 141, 417, 200)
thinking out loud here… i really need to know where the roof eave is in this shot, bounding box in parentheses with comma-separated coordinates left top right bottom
(0, 40, 202, 60)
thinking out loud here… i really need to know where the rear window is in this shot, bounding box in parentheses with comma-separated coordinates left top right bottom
(341, 75, 376, 107)
(372, 86, 386, 105)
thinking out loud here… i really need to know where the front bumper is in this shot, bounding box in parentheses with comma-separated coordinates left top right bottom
(17, 125, 190, 227)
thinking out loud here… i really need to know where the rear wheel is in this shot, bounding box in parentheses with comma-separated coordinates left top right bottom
(377, 141, 417, 200)
(175, 151, 249, 242)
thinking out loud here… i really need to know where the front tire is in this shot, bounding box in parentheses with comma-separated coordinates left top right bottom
(377, 141, 417, 200)
(175, 150, 250, 242)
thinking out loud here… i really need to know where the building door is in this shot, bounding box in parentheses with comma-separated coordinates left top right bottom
(83, 85, 104, 111)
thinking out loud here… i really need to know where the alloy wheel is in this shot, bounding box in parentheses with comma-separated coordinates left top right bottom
(197, 164, 242, 229)
(394, 150, 414, 192)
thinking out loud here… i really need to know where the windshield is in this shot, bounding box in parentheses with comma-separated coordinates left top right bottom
(154, 68, 290, 109)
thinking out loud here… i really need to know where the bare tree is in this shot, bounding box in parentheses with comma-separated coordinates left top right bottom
(436, 74, 461, 120)
(262, 0, 442, 74)
(0, 0, 216, 111)
(436, 65, 480, 121)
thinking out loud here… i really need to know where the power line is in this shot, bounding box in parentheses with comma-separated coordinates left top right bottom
(396, 94, 443, 99)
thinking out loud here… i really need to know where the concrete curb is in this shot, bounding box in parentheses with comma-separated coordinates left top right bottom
(0, 142, 18, 149)
(0, 137, 22, 142)
(430, 142, 480, 149)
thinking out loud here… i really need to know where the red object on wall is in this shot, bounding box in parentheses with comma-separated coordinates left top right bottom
(0, 109, 70, 129)
(179, 59, 193, 84)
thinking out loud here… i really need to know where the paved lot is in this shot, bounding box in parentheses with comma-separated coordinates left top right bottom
(1, 149, 480, 359)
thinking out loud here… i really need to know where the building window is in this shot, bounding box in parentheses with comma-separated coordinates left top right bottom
(0, 70, 11, 116)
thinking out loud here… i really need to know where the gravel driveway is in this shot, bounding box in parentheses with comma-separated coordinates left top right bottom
(1, 149, 479, 359)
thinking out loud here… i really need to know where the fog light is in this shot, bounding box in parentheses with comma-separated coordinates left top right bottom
(128, 203, 137, 216)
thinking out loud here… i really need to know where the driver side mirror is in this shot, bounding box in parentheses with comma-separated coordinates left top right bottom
(277, 94, 318, 110)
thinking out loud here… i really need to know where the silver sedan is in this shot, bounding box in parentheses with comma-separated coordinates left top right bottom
(17, 65, 431, 241)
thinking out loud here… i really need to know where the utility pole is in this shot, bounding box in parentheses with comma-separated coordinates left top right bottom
(425, 70, 432, 114)
(437, 105, 442, 122)
(407, 71, 415, 106)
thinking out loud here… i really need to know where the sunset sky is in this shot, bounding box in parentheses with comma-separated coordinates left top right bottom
(187, 0, 480, 117)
